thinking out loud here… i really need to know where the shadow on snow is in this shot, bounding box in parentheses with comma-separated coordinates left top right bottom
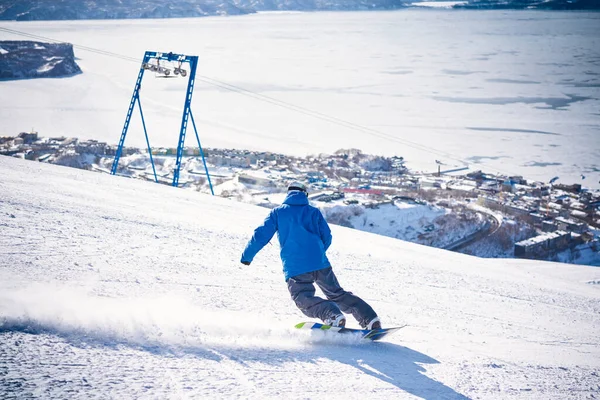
(1, 324, 470, 399)
(222, 341, 471, 400)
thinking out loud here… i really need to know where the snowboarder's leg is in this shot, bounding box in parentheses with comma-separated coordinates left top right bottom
(314, 267, 378, 328)
(287, 272, 342, 322)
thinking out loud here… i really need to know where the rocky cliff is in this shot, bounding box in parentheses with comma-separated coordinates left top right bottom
(0, 41, 82, 80)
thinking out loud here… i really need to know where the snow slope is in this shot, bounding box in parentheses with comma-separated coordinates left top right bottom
(1, 156, 599, 399)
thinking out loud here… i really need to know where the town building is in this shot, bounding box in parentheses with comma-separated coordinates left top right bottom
(514, 231, 571, 259)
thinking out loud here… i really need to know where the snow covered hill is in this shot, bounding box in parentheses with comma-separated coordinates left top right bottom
(0, 0, 406, 21)
(1, 0, 596, 21)
(453, 0, 600, 9)
(0, 0, 252, 20)
(1, 155, 599, 399)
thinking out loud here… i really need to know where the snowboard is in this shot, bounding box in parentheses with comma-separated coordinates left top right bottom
(295, 321, 407, 341)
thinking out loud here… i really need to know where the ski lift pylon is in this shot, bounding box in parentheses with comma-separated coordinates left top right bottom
(111, 50, 214, 195)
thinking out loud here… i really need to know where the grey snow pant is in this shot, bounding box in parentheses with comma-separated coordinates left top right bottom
(286, 267, 378, 328)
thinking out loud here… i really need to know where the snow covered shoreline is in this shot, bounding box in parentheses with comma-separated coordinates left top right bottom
(2, 132, 599, 265)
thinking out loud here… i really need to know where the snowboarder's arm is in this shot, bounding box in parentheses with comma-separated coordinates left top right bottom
(317, 211, 332, 251)
(240, 210, 278, 264)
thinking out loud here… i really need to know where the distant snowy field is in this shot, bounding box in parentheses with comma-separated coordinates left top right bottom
(0, 10, 599, 188)
(1, 156, 599, 399)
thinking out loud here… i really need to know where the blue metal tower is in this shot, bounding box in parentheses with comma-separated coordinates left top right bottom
(111, 51, 214, 195)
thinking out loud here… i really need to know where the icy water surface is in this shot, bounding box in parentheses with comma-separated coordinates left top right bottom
(0, 10, 599, 186)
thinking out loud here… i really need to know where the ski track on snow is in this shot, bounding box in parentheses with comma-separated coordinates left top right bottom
(1, 156, 599, 399)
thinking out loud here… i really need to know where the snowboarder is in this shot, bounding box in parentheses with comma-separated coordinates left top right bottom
(240, 181, 381, 329)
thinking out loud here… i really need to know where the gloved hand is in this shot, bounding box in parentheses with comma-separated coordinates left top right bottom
(241, 260, 251, 266)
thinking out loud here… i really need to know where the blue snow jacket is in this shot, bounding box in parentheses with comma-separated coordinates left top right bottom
(241, 191, 332, 280)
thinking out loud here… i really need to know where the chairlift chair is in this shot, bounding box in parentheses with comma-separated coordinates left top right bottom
(152, 58, 175, 78)
(173, 61, 187, 77)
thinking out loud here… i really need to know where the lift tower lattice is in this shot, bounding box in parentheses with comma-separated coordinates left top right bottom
(111, 51, 213, 194)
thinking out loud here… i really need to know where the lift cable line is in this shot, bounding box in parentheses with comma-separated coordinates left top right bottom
(0, 26, 471, 166)
(1, 26, 518, 177)
(195, 76, 468, 164)
(0, 27, 138, 63)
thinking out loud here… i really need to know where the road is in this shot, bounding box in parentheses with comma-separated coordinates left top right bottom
(445, 207, 502, 252)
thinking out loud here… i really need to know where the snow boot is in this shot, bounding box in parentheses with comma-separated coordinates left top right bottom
(325, 314, 346, 327)
(366, 317, 381, 330)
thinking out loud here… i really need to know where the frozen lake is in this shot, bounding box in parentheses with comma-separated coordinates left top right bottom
(1, 10, 599, 187)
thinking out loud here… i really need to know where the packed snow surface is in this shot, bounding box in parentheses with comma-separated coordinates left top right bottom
(1, 156, 599, 399)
